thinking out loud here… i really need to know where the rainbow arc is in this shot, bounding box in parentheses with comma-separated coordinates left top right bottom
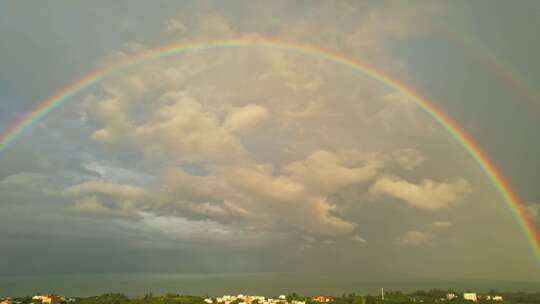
(0, 37, 537, 264)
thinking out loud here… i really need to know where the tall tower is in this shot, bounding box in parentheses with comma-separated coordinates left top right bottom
(381, 288, 384, 301)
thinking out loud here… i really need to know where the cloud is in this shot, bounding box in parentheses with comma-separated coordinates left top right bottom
(284, 150, 381, 195)
(429, 221, 452, 228)
(73, 2, 454, 242)
(225, 161, 358, 236)
(66, 181, 149, 218)
(260, 50, 325, 91)
(224, 105, 270, 133)
(82, 162, 155, 185)
(161, 1, 444, 77)
(66, 150, 376, 236)
(0, 172, 66, 197)
(395, 230, 433, 246)
(370, 176, 470, 210)
(77, 60, 458, 239)
(83, 82, 395, 236)
(67, 180, 148, 200)
(363, 93, 418, 132)
(271, 1, 443, 69)
(87, 94, 135, 144)
(166, 18, 187, 34)
(135, 213, 275, 247)
(104, 43, 149, 65)
(390, 148, 424, 170)
(131, 92, 250, 163)
(524, 202, 540, 222)
(196, 14, 236, 38)
(70, 196, 138, 218)
(158, 168, 253, 224)
(352, 235, 367, 243)
(1, 172, 48, 186)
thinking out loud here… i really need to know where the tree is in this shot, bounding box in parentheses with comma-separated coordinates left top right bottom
(352, 296, 366, 304)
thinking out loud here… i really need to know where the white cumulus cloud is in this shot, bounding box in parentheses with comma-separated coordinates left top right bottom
(370, 176, 470, 210)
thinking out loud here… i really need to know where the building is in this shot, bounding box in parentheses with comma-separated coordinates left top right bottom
(446, 294, 457, 301)
(32, 295, 64, 304)
(214, 294, 304, 304)
(463, 293, 478, 302)
(311, 296, 335, 303)
(216, 295, 273, 304)
(483, 296, 504, 302)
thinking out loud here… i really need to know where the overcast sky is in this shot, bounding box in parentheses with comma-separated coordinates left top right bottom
(1, 0, 540, 282)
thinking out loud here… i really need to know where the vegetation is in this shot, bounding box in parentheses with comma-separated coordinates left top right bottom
(9, 290, 540, 304)
(12, 294, 206, 304)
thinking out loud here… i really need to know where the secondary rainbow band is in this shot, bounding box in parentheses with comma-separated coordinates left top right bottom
(437, 25, 540, 114)
(0, 37, 538, 263)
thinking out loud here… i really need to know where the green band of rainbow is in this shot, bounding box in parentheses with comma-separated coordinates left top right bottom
(1, 37, 538, 264)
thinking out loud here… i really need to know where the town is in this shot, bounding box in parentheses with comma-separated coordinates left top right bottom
(2, 290, 539, 304)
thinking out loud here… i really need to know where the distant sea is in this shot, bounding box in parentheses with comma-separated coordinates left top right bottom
(1, 273, 539, 297)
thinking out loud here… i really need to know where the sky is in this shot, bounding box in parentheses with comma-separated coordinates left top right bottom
(1, 0, 540, 284)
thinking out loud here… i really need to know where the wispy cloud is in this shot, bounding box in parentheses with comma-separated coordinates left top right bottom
(395, 230, 434, 246)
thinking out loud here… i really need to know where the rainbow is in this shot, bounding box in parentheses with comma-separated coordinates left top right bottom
(1, 37, 538, 263)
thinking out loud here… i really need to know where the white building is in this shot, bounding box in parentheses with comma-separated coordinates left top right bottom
(446, 294, 456, 301)
(217, 295, 278, 304)
(463, 293, 478, 302)
(311, 296, 335, 303)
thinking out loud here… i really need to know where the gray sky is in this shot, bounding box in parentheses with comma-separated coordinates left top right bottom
(1, 0, 540, 282)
